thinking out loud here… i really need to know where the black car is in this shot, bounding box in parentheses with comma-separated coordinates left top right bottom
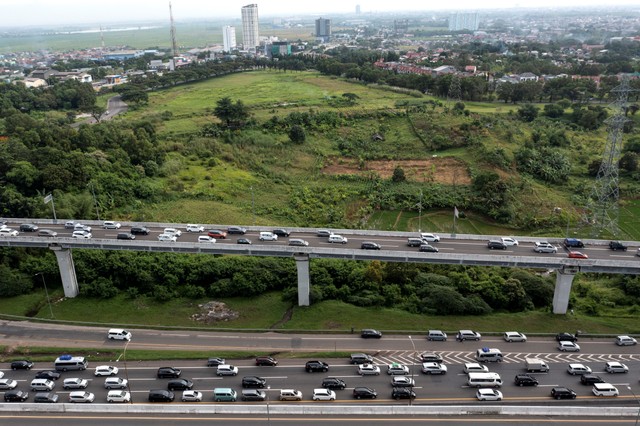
(35, 370, 61, 381)
(273, 229, 290, 237)
(227, 226, 247, 235)
(555, 332, 578, 342)
(167, 378, 193, 391)
(551, 387, 577, 400)
(130, 226, 150, 235)
(148, 389, 175, 402)
(353, 387, 377, 399)
(241, 389, 266, 401)
(237, 238, 252, 245)
(116, 232, 136, 240)
(19, 224, 38, 232)
(316, 229, 332, 237)
(514, 374, 539, 386)
(487, 240, 507, 250)
(419, 244, 439, 253)
(242, 376, 267, 388)
(361, 329, 382, 339)
(4, 390, 29, 402)
(207, 357, 226, 367)
(321, 377, 346, 390)
(391, 387, 416, 400)
(580, 374, 605, 385)
(360, 241, 381, 250)
(609, 241, 628, 251)
(564, 238, 584, 248)
(157, 367, 181, 378)
(255, 356, 278, 366)
(33, 392, 58, 403)
(305, 361, 329, 373)
(11, 360, 34, 370)
(350, 353, 373, 364)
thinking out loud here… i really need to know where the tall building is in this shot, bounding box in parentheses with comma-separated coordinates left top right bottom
(355, 4, 361, 14)
(241, 4, 259, 50)
(223, 26, 236, 52)
(315, 18, 331, 42)
(448, 12, 479, 31)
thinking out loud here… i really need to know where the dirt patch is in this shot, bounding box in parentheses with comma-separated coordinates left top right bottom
(191, 301, 239, 323)
(322, 157, 471, 185)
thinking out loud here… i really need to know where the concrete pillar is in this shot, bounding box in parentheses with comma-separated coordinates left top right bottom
(294, 254, 310, 306)
(50, 246, 79, 298)
(553, 268, 577, 314)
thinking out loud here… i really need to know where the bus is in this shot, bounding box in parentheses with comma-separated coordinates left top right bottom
(467, 372, 502, 388)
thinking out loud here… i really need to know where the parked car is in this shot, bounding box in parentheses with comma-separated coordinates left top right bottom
(357, 364, 381, 376)
(551, 387, 576, 399)
(157, 367, 181, 378)
(130, 226, 150, 235)
(421, 362, 448, 375)
(464, 363, 489, 374)
(352, 387, 377, 399)
(605, 361, 629, 373)
(241, 389, 266, 401)
(19, 224, 38, 232)
(279, 389, 302, 401)
(103, 221, 122, 229)
(167, 379, 193, 391)
(273, 229, 290, 237)
(487, 240, 507, 250)
(241, 376, 266, 388)
(503, 331, 527, 342)
(391, 376, 415, 387)
(328, 234, 348, 244)
(534, 242, 557, 253)
(107, 390, 131, 403)
(4, 390, 29, 402)
(564, 238, 584, 248)
(567, 363, 592, 375)
(500, 237, 519, 246)
(556, 332, 577, 342)
(186, 224, 204, 233)
(288, 238, 309, 247)
(207, 230, 227, 239)
(419, 244, 439, 253)
(255, 356, 278, 366)
(72, 230, 92, 239)
(615, 335, 637, 346)
(360, 241, 381, 250)
(216, 364, 239, 376)
(609, 241, 628, 251)
(148, 389, 174, 402)
(558, 341, 581, 352)
(116, 232, 135, 240)
(33, 392, 58, 403)
(361, 329, 382, 339)
(476, 388, 503, 401)
(568, 251, 588, 259)
(94, 365, 118, 376)
(514, 374, 538, 386)
(11, 360, 34, 370)
(37, 229, 57, 237)
(580, 374, 605, 385)
(312, 388, 336, 401)
(392, 387, 416, 400)
(181, 390, 203, 402)
(227, 226, 247, 235)
(456, 330, 481, 341)
(68, 391, 95, 403)
(321, 377, 346, 390)
(305, 361, 329, 373)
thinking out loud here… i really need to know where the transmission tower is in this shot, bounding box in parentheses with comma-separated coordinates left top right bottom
(586, 76, 632, 237)
(169, 2, 179, 58)
(447, 74, 461, 108)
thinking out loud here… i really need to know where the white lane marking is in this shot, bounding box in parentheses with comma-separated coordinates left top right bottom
(161, 333, 189, 337)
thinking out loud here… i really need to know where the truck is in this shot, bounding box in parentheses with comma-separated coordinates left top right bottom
(525, 357, 549, 372)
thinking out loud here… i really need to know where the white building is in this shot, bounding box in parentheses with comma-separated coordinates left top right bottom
(241, 4, 259, 50)
(449, 12, 479, 31)
(223, 26, 237, 52)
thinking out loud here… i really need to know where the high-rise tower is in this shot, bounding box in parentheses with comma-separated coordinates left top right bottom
(241, 4, 259, 50)
(169, 1, 179, 57)
(223, 26, 236, 52)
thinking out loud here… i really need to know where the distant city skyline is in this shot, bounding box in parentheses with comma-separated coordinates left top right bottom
(3, 0, 640, 27)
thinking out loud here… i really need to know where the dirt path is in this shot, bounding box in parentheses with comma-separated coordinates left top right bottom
(269, 306, 293, 329)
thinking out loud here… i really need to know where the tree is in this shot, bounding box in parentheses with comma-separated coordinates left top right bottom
(517, 103, 538, 122)
(342, 93, 359, 104)
(391, 166, 406, 183)
(213, 97, 250, 129)
(288, 125, 306, 144)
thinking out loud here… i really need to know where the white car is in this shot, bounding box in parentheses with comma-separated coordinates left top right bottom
(592, 383, 619, 397)
(421, 362, 448, 375)
(63, 378, 88, 389)
(0, 228, 19, 237)
(0, 379, 18, 390)
(328, 234, 348, 244)
(503, 331, 527, 342)
(567, 363, 592, 375)
(259, 232, 278, 241)
(312, 388, 336, 401)
(74, 223, 91, 232)
(68, 391, 95, 403)
(387, 363, 410, 375)
(615, 336, 637, 346)
(181, 390, 203, 402)
(357, 363, 381, 376)
(106, 390, 131, 403)
(94, 365, 119, 376)
(163, 228, 182, 237)
(420, 233, 440, 242)
(103, 221, 121, 229)
(216, 364, 239, 376)
(501, 237, 519, 246)
(534, 241, 558, 253)
(464, 363, 489, 374)
(186, 224, 204, 233)
(197, 236, 216, 243)
(391, 376, 415, 387)
(72, 230, 92, 239)
(558, 341, 580, 352)
(158, 233, 177, 242)
(476, 388, 503, 401)
(605, 361, 629, 373)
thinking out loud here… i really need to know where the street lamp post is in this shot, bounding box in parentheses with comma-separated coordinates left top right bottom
(266, 385, 271, 426)
(408, 335, 416, 406)
(34, 273, 54, 318)
(628, 386, 640, 426)
(124, 338, 132, 403)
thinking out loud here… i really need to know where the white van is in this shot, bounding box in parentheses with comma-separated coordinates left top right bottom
(475, 348, 503, 362)
(54, 355, 88, 371)
(31, 378, 55, 391)
(198, 235, 216, 243)
(107, 329, 132, 341)
(259, 232, 278, 241)
(592, 383, 619, 397)
(467, 372, 503, 388)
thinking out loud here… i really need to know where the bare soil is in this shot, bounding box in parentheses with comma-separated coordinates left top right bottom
(322, 157, 471, 185)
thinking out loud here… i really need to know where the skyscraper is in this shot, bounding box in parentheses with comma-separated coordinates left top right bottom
(448, 12, 479, 31)
(355, 4, 361, 14)
(315, 18, 331, 42)
(241, 4, 259, 50)
(223, 26, 236, 52)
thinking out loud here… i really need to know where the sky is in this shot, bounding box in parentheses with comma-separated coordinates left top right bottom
(3, 0, 640, 27)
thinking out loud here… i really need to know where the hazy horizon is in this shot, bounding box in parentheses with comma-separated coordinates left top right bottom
(3, 0, 640, 28)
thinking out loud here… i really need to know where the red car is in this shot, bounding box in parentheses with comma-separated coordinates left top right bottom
(207, 230, 227, 239)
(567, 251, 588, 259)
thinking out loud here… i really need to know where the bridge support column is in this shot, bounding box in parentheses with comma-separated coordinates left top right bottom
(50, 246, 79, 298)
(553, 267, 578, 314)
(294, 254, 310, 306)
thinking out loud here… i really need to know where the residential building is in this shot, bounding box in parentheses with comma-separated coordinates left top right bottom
(449, 12, 479, 31)
(241, 4, 259, 50)
(267, 41, 291, 58)
(223, 26, 237, 52)
(315, 18, 331, 42)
